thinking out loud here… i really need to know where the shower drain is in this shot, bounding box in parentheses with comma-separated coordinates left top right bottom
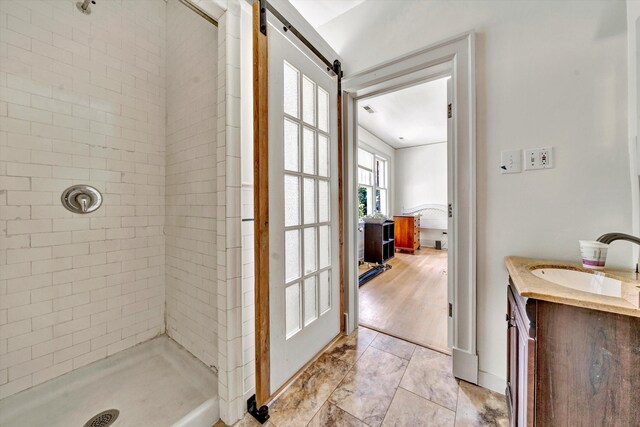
(83, 409, 120, 427)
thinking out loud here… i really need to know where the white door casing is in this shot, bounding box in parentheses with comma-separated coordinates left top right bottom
(267, 21, 340, 394)
(447, 75, 455, 350)
(342, 32, 477, 383)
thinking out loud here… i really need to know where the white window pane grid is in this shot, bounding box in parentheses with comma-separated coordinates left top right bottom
(376, 158, 386, 189)
(302, 75, 316, 126)
(358, 147, 388, 216)
(319, 269, 331, 315)
(319, 225, 330, 269)
(284, 119, 300, 172)
(285, 229, 301, 283)
(284, 61, 299, 118)
(358, 167, 373, 186)
(318, 134, 329, 177)
(317, 87, 329, 132)
(303, 178, 316, 224)
(358, 148, 373, 169)
(284, 174, 300, 227)
(286, 262, 332, 339)
(303, 127, 316, 175)
(303, 276, 318, 326)
(285, 283, 301, 339)
(318, 179, 329, 223)
(283, 61, 334, 339)
(303, 226, 317, 275)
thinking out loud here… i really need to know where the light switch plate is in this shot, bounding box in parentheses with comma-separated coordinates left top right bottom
(525, 147, 554, 170)
(500, 149, 522, 174)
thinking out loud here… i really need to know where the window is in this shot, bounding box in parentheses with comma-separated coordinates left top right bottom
(358, 148, 388, 217)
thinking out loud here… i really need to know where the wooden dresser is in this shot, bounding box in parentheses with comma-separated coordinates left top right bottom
(393, 215, 420, 254)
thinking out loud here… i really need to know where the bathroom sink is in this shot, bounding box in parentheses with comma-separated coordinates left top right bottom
(531, 268, 623, 298)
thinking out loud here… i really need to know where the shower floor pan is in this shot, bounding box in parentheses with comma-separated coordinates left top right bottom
(0, 336, 218, 427)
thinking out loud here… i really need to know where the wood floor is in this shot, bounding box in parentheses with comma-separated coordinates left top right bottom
(358, 248, 450, 354)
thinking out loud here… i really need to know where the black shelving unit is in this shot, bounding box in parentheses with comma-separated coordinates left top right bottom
(363, 220, 395, 265)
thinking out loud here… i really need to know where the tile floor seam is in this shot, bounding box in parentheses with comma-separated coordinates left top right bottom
(303, 361, 355, 427)
(397, 385, 457, 415)
(324, 330, 374, 366)
(368, 341, 415, 361)
(378, 379, 403, 426)
(325, 360, 368, 424)
(333, 400, 373, 427)
(269, 330, 378, 427)
(309, 402, 375, 427)
(331, 344, 409, 427)
(454, 377, 461, 413)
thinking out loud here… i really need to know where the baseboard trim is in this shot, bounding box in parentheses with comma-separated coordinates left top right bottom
(452, 348, 478, 384)
(478, 370, 506, 394)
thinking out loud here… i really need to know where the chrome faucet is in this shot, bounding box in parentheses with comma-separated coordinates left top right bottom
(596, 232, 640, 273)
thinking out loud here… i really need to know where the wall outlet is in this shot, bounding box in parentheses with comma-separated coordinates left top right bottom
(500, 149, 522, 174)
(524, 147, 553, 170)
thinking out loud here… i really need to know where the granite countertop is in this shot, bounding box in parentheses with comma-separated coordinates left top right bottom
(505, 256, 640, 318)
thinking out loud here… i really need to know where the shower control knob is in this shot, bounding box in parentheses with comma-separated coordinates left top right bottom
(61, 185, 102, 214)
(76, 193, 91, 212)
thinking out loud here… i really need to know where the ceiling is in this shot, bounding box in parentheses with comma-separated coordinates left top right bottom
(358, 77, 449, 149)
(288, 0, 366, 28)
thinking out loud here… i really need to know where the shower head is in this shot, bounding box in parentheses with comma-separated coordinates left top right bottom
(76, 0, 95, 15)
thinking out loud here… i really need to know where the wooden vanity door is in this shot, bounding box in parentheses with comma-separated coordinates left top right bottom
(507, 285, 536, 427)
(507, 290, 519, 426)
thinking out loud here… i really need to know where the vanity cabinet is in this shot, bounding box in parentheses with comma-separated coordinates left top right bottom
(506, 282, 640, 426)
(506, 284, 535, 427)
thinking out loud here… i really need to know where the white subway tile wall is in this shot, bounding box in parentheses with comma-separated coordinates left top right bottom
(165, 0, 218, 369)
(0, 0, 168, 399)
(215, 2, 246, 422)
(241, 186, 255, 399)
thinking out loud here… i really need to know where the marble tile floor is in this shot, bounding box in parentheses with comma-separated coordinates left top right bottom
(216, 327, 508, 427)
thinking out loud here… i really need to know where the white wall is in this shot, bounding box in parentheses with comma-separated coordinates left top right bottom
(319, 0, 631, 390)
(395, 143, 447, 247)
(0, 0, 166, 399)
(165, 0, 218, 369)
(358, 126, 395, 214)
(395, 143, 447, 212)
(628, 0, 640, 244)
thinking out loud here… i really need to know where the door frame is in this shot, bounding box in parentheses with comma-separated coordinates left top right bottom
(252, 0, 345, 406)
(342, 32, 478, 383)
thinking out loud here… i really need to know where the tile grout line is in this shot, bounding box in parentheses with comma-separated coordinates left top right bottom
(369, 336, 415, 426)
(398, 385, 457, 415)
(368, 341, 416, 362)
(271, 331, 375, 427)
(393, 343, 458, 419)
(313, 332, 378, 426)
(302, 358, 354, 427)
(338, 336, 409, 427)
(454, 379, 461, 421)
(377, 376, 403, 427)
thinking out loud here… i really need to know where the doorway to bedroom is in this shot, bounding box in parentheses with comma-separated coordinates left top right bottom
(356, 76, 451, 354)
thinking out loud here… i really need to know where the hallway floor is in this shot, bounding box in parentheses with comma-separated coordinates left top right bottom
(359, 248, 449, 353)
(227, 328, 508, 427)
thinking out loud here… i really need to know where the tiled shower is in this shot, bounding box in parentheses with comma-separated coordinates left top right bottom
(0, 0, 222, 424)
